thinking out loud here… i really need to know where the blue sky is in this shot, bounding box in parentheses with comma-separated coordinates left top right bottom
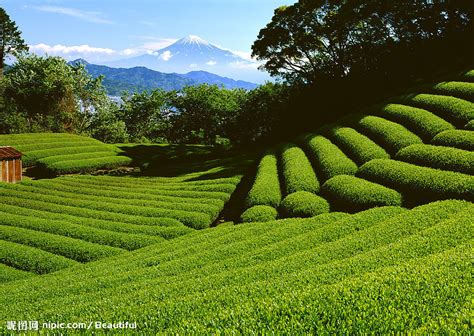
(0, 0, 295, 62)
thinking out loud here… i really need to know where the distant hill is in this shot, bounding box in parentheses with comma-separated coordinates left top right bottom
(70, 59, 258, 95)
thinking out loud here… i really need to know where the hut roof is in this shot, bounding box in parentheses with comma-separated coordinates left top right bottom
(0, 146, 22, 159)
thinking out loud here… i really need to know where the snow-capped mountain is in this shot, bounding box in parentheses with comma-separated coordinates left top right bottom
(104, 35, 268, 83)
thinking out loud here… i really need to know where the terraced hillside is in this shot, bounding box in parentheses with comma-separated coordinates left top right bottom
(0, 157, 247, 281)
(1, 200, 472, 333)
(0, 133, 132, 174)
(241, 72, 474, 221)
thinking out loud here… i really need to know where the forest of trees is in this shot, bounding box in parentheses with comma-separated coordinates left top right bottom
(0, 1, 472, 147)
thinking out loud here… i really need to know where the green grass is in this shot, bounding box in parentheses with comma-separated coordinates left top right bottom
(280, 143, 319, 194)
(0, 200, 471, 333)
(321, 175, 402, 212)
(395, 144, 474, 175)
(303, 134, 358, 181)
(377, 103, 455, 141)
(246, 151, 282, 208)
(401, 93, 474, 127)
(240, 205, 278, 223)
(324, 126, 390, 165)
(431, 130, 474, 151)
(280, 191, 330, 218)
(357, 159, 474, 205)
(431, 81, 474, 102)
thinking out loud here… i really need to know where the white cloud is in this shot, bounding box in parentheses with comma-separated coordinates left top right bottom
(159, 50, 173, 61)
(206, 61, 217, 66)
(30, 44, 115, 56)
(30, 5, 113, 24)
(231, 50, 254, 61)
(229, 61, 260, 70)
(189, 64, 198, 68)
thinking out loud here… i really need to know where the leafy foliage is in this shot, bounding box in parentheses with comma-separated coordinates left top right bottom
(240, 205, 278, 223)
(246, 151, 282, 208)
(280, 143, 319, 195)
(431, 130, 474, 151)
(280, 191, 329, 218)
(321, 175, 402, 213)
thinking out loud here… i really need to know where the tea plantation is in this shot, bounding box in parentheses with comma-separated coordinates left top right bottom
(0, 70, 473, 333)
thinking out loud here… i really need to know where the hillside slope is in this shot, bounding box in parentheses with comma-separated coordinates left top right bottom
(0, 200, 472, 333)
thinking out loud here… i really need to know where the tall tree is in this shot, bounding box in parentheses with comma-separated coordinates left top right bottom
(0, 7, 28, 78)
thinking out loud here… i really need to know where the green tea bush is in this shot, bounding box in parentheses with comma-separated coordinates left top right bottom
(42, 156, 132, 175)
(357, 159, 474, 204)
(351, 115, 423, 155)
(461, 69, 474, 82)
(280, 191, 329, 218)
(431, 130, 474, 151)
(0, 225, 124, 262)
(246, 151, 282, 208)
(402, 94, 474, 126)
(377, 104, 455, 141)
(321, 175, 402, 212)
(466, 120, 474, 130)
(240, 205, 278, 223)
(280, 143, 319, 194)
(0, 186, 211, 229)
(431, 81, 474, 102)
(0, 240, 78, 274)
(395, 144, 474, 175)
(0, 206, 165, 250)
(13, 140, 101, 152)
(0, 203, 191, 239)
(303, 134, 357, 181)
(325, 126, 389, 165)
(0, 264, 32, 283)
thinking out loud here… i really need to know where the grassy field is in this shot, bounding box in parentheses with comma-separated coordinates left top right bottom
(0, 70, 472, 333)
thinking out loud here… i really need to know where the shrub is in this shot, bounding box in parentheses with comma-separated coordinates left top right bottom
(377, 104, 454, 141)
(0, 208, 165, 250)
(401, 93, 474, 127)
(0, 240, 78, 274)
(40, 156, 133, 175)
(395, 144, 474, 175)
(466, 120, 474, 130)
(280, 143, 319, 195)
(241, 205, 278, 223)
(321, 175, 402, 213)
(431, 81, 474, 102)
(431, 130, 474, 151)
(0, 225, 125, 262)
(324, 126, 389, 165)
(280, 191, 329, 218)
(303, 134, 357, 181)
(350, 115, 423, 155)
(0, 264, 32, 283)
(246, 151, 282, 208)
(357, 159, 474, 204)
(460, 69, 474, 82)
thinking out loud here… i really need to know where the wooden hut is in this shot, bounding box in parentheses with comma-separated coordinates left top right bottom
(0, 146, 23, 183)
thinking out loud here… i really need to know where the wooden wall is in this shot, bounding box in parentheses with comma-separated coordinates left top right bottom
(0, 159, 22, 183)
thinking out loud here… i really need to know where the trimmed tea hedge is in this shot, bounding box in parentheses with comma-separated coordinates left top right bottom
(246, 151, 282, 208)
(280, 191, 330, 218)
(402, 93, 474, 127)
(395, 144, 474, 175)
(357, 159, 474, 203)
(466, 120, 474, 130)
(378, 104, 454, 141)
(431, 81, 474, 102)
(42, 156, 133, 175)
(461, 69, 474, 82)
(0, 240, 78, 274)
(325, 126, 389, 165)
(351, 115, 423, 155)
(280, 143, 319, 194)
(241, 205, 278, 223)
(0, 264, 32, 283)
(321, 175, 402, 213)
(431, 130, 474, 151)
(303, 134, 357, 181)
(0, 225, 124, 262)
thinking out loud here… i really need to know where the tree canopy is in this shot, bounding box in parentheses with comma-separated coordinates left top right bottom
(0, 7, 28, 77)
(252, 0, 472, 84)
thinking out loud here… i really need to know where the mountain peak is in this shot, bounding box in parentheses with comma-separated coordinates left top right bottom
(176, 35, 211, 47)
